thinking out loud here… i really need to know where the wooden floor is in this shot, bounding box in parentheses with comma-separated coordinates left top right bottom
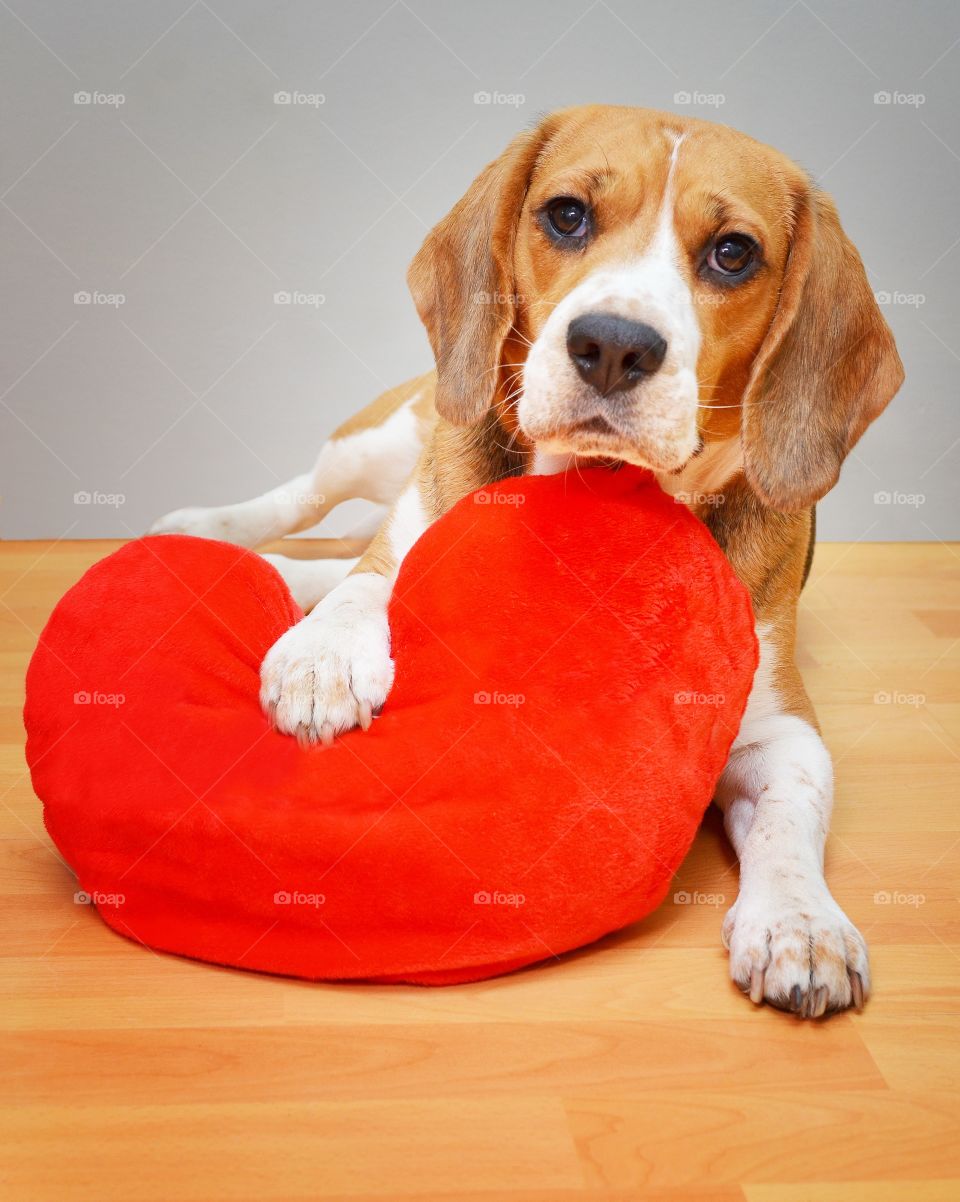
(2, 538, 958, 1201)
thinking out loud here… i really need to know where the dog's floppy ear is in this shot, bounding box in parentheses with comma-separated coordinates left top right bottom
(741, 182, 904, 511)
(407, 118, 558, 425)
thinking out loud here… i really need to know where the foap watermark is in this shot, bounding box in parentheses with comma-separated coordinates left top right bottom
(692, 291, 729, 308)
(674, 690, 725, 707)
(474, 889, 525, 907)
(274, 290, 325, 307)
(674, 90, 725, 108)
(874, 289, 925, 308)
(74, 90, 125, 107)
(474, 690, 525, 707)
(74, 290, 125, 307)
(473, 289, 525, 306)
(74, 690, 125, 708)
(474, 90, 525, 107)
(75, 888, 125, 906)
(473, 488, 525, 507)
(74, 489, 125, 507)
(874, 90, 925, 107)
(874, 689, 925, 707)
(874, 490, 925, 508)
(674, 489, 725, 507)
(874, 889, 925, 907)
(274, 487, 325, 506)
(673, 889, 725, 907)
(274, 90, 325, 107)
(274, 890, 326, 907)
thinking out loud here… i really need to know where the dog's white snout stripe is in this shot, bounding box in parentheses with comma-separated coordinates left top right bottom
(518, 132, 700, 470)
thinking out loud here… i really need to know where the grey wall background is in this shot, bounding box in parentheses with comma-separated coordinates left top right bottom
(1, 0, 957, 542)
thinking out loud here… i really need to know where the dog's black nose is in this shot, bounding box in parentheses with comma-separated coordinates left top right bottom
(566, 313, 668, 395)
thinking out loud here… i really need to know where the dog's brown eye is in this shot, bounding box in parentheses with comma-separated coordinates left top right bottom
(706, 234, 757, 276)
(545, 197, 589, 240)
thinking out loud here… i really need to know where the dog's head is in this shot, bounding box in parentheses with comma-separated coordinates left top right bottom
(408, 105, 903, 510)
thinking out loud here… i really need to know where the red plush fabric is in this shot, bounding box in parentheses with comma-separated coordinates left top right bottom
(25, 466, 756, 984)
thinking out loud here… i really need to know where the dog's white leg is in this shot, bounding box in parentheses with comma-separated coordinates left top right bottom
(149, 390, 428, 548)
(260, 478, 431, 744)
(261, 554, 360, 612)
(149, 471, 326, 547)
(715, 624, 869, 1017)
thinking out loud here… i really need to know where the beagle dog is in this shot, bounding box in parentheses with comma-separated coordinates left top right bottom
(152, 106, 904, 1017)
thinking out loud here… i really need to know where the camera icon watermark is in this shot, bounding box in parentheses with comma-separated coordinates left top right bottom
(74, 888, 125, 906)
(74, 290, 125, 308)
(74, 690, 125, 708)
(873, 689, 925, 707)
(874, 290, 925, 308)
(692, 291, 729, 307)
(874, 90, 925, 107)
(473, 488, 525, 507)
(274, 487, 325, 506)
(473, 690, 525, 707)
(74, 490, 126, 508)
(674, 90, 725, 108)
(873, 490, 925, 508)
(473, 889, 525, 907)
(273, 889, 326, 907)
(873, 889, 925, 907)
(273, 290, 326, 307)
(74, 90, 125, 107)
(473, 289, 525, 306)
(674, 690, 725, 707)
(674, 489, 725, 507)
(473, 90, 525, 108)
(673, 889, 725, 907)
(274, 90, 325, 107)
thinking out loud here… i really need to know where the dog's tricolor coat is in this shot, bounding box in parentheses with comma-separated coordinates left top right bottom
(152, 106, 904, 1016)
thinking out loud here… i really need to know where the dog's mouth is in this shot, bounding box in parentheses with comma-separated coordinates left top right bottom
(531, 421, 697, 475)
(565, 415, 619, 438)
(559, 419, 635, 468)
(545, 416, 678, 470)
(551, 413, 631, 450)
(519, 400, 700, 474)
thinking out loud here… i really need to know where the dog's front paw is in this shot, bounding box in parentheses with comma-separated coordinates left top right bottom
(722, 885, 870, 1018)
(259, 573, 393, 745)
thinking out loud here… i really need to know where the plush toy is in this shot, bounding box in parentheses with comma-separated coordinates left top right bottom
(24, 465, 757, 985)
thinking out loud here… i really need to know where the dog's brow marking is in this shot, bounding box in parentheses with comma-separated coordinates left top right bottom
(654, 130, 686, 256)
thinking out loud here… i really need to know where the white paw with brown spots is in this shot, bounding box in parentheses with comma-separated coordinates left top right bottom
(260, 572, 394, 746)
(722, 886, 869, 1017)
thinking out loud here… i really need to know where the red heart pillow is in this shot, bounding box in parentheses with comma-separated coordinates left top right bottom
(25, 466, 756, 984)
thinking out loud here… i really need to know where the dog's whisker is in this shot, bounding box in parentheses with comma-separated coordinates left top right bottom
(473, 362, 527, 385)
